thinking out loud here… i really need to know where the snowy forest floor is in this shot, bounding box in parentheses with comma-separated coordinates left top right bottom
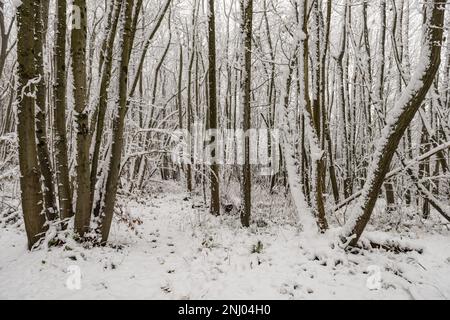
(1, 181, 449, 300)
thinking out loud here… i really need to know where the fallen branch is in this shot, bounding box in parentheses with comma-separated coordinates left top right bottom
(354, 232, 424, 254)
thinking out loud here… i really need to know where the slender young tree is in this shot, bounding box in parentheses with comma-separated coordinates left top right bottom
(207, 0, 220, 216)
(34, 0, 57, 221)
(241, 0, 253, 227)
(0, 1, 14, 86)
(90, 0, 122, 213)
(308, 0, 328, 231)
(100, 0, 135, 243)
(53, 0, 73, 221)
(71, 0, 91, 235)
(185, 0, 198, 193)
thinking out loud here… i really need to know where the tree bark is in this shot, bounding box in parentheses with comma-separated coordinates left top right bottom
(34, 0, 57, 221)
(53, 0, 73, 221)
(208, 0, 220, 216)
(16, 0, 46, 249)
(342, 0, 446, 247)
(100, 0, 135, 243)
(71, 0, 91, 235)
(240, 0, 253, 227)
(90, 0, 122, 212)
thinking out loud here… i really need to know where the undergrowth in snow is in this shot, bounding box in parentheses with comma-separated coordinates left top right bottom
(1, 181, 449, 300)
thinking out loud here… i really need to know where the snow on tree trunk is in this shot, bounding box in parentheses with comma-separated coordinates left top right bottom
(341, 0, 447, 247)
(16, 0, 46, 249)
(71, 0, 92, 236)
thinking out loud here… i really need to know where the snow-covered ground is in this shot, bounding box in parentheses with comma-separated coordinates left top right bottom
(0, 182, 449, 300)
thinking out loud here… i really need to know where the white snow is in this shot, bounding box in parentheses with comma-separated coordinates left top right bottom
(1, 182, 449, 300)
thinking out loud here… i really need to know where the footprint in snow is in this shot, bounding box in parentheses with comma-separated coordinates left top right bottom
(161, 285, 171, 294)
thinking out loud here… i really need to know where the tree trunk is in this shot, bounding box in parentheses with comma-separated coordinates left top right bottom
(100, 0, 135, 243)
(342, 0, 446, 247)
(53, 0, 73, 221)
(208, 0, 220, 216)
(16, 0, 46, 249)
(185, 4, 197, 193)
(34, 0, 57, 221)
(90, 0, 122, 211)
(240, 0, 253, 227)
(71, 0, 91, 235)
(308, 0, 328, 231)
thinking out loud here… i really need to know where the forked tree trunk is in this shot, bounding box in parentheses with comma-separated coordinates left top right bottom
(290, 1, 329, 232)
(100, 0, 135, 243)
(90, 0, 122, 212)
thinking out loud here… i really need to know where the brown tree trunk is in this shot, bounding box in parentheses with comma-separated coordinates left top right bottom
(53, 0, 73, 221)
(185, 4, 197, 193)
(240, 0, 253, 227)
(309, 0, 328, 231)
(34, 0, 57, 221)
(0, 1, 14, 80)
(100, 0, 135, 243)
(342, 0, 446, 247)
(419, 113, 431, 218)
(90, 0, 122, 212)
(16, 0, 46, 249)
(208, 0, 220, 216)
(71, 0, 91, 235)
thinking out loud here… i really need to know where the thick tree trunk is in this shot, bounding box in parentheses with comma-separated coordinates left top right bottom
(16, 0, 46, 249)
